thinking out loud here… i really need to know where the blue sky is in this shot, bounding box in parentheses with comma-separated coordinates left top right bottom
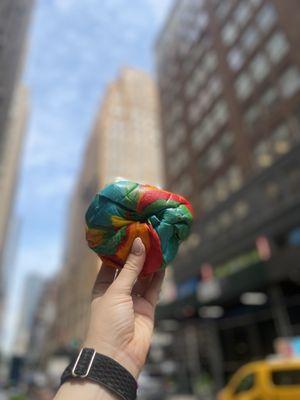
(2, 0, 172, 352)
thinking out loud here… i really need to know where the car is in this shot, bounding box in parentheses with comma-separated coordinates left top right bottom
(218, 358, 300, 400)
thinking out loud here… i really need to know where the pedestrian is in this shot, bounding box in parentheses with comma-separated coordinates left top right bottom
(54, 237, 164, 400)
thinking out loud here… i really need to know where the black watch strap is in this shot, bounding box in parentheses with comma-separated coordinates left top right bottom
(61, 348, 137, 400)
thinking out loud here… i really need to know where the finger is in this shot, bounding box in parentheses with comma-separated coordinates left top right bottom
(92, 263, 117, 298)
(111, 237, 145, 295)
(144, 269, 165, 306)
(133, 274, 153, 297)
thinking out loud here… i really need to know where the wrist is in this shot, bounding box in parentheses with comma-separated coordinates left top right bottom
(82, 340, 141, 379)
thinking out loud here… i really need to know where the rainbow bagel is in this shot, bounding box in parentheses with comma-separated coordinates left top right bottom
(85, 180, 193, 276)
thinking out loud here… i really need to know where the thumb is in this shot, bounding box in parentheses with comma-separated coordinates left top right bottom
(111, 237, 146, 295)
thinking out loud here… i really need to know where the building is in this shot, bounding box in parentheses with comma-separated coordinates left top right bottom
(98, 67, 163, 187)
(26, 280, 58, 365)
(0, 85, 29, 321)
(13, 273, 45, 356)
(51, 68, 164, 355)
(0, 0, 34, 314)
(0, 0, 34, 157)
(156, 0, 300, 395)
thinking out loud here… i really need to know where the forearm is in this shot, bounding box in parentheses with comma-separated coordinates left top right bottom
(54, 380, 118, 400)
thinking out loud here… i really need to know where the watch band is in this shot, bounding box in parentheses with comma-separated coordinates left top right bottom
(61, 348, 137, 400)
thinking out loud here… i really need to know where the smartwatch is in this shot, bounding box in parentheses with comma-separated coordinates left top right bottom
(61, 348, 137, 400)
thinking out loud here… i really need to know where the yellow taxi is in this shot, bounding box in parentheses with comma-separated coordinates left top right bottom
(217, 358, 300, 400)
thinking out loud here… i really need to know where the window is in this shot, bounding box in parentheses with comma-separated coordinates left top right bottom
(213, 100, 229, 127)
(242, 27, 260, 53)
(227, 166, 243, 191)
(251, 53, 270, 83)
(188, 102, 201, 124)
(202, 188, 215, 211)
(202, 116, 216, 139)
(254, 140, 273, 168)
(220, 131, 234, 151)
(192, 125, 206, 150)
(249, 0, 262, 9)
(172, 147, 189, 177)
(266, 32, 289, 64)
(280, 66, 300, 98)
(219, 211, 232, 228)
(234, 373, 255, 394)
(216, 1, 231, 20)
(228, 47, 245, 71)
(261, 87, 279, 108)
(209, 76, 223, 98)
(256, 4, 277, 33)
(215, 177, 229, 201)
(206, 147, 223, 169)
(176, 175, 193, 196)
(234, 1, 251, 27)
(222, 22, 238, 46)
(272, 124, 291, 155)
(203, 51, 217, 73)
(272, 369, 300, 386)
(235, 72, 253, 100)
(173, 123, 185, 143)
(233, 201, 249, 219)
(195, 66, 207, 88)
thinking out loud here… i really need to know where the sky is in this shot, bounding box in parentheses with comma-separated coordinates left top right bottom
(2, 0, 173, 353)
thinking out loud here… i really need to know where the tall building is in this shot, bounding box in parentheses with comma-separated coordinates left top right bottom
(98, 67, 163, 187)
(13, 273, 45, 356)
(0, 0, 34, 158)
(51, 68, 164, 355)
(156, 0, 300, 394)
(0, 0, 34, 315)
(0, 85, 29, 313)
(53, 131, 100, 354)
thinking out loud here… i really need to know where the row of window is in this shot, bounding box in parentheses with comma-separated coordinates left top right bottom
(244, 66, 300, 130)
(185, 50, 218, 100)
(228, 28, 289, 73)
(235, 33, 293, 101)
(201, 165, 243, 211)
(205, 199, 250, 237)
(191, 99, 229, 151)
(253, 119, 300, 170)
(222, 2, 277, 48)
(216, 0, 262, 24)
(203, 165, 300, 239)
(198, 131, 234, 177)
(187, 75, 223, 125)
(182, 32, 213, 78)
(174, 173, 193, 197)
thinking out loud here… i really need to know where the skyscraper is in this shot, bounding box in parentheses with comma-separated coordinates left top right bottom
(51, 68, 164, 354)
(98, 67, 163, 187)
(156, 0, 300, 390)
(0, 85, 29, 314)
(0, 0, 34, 158)
(0, 0, 34, 316)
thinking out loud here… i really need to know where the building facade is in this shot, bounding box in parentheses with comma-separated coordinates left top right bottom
(156, 0, 300, 395)
(98, 67, 163, 187)
(0, 0, 34, 317)
(0, 86, 28, 274)
(0, 0, 34, 157)
(50, 68, 164, 355)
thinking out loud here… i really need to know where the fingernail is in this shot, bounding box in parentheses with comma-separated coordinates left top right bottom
(131, 237, 144, 256)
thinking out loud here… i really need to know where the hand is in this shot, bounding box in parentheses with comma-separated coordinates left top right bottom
(83, 237, 165, 379)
